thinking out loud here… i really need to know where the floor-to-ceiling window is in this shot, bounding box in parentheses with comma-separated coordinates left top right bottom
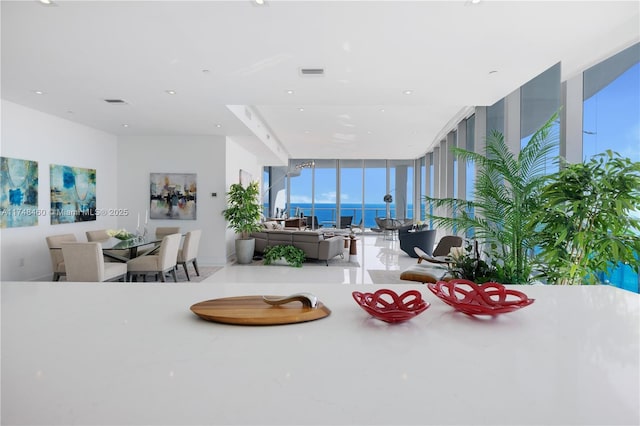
(288, 159, 313, 220)
(419, 156, 426, 223)
(364, 160, 387, 227)
(389, 160, 414, 220)
(312, 160, 337, 227)
(521, 62, 561, 174)
(465, 114, 475, 238)
(339, 160, 364, 228)
(583, 43, 640, 293)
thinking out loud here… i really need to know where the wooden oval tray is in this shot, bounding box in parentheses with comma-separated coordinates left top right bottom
(190, 295, 331, 325)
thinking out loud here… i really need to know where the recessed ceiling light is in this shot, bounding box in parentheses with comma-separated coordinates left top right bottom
(380, 109, 385, 113)
(298, 108, 305, 112)
(39, 0, 53, 4)
(165, 90, 176, 95)
(286, 90, 295, 95)
(33, 90, 45, 95)
(254, 0, 265, 5)
(216, 124, 222, 128)
(471, 0, 482, 4)
(403, 90, 413, 95)
(122, 124, 129, 128)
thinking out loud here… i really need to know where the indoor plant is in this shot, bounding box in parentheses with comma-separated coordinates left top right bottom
(263, 244, 306, 267)
(423, 113, 559, 284)
(222, 181, 263, 264)
(533, 150, 640, 285)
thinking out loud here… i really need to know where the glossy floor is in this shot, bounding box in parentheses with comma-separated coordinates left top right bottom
(207, 233, 419, 284)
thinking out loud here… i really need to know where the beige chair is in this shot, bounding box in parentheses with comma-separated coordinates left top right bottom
(127, 233, 181, 282)
(415, 235, 463, 265)
(61, 242, 127, 282)
(86, 229, 129, 261)
(155, 226, 181, 239)
(177, 230, 201, 281)
(46, 233, 77, 281)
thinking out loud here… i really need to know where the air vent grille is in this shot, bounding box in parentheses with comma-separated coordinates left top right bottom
(300, 68, 325, 76)
(104, 99, 128, 104)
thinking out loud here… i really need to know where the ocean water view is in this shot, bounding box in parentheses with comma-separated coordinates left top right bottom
(268, 203, 417, 229)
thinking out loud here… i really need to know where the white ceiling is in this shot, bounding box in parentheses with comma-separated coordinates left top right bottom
(2, 0, 639, 163)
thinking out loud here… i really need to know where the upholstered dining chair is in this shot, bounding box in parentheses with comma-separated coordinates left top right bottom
(176, 230, 201, 281)
(61, 242, 127, 282)
(86, 229, 129, 261)
(155, 226, 181, 239)
(127, 233, 181, 282)
(46, 233, 77, 281)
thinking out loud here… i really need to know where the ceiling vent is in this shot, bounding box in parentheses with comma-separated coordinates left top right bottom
(104, 99, 128, 104)
(299, 68, 325, 76)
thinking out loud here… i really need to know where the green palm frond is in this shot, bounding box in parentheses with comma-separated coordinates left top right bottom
(423, 112, 560, 283)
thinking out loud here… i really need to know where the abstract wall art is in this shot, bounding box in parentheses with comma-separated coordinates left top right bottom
(50, 164, 96, 224)
(149, 173, 197, 220)
(0, 156, 39, 228)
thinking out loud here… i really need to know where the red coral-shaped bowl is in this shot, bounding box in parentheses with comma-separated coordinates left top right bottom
(352, 289, 430, 323)
(427, 279, 534, 316)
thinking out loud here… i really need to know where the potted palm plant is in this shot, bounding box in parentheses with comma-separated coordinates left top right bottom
(222, 181, 263, 264)
(423, 113, 559, 284)
(533, 150, 640, 285)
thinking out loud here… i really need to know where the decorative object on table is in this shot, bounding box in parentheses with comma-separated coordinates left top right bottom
(0, 156, 39, 228)
(149, 172, 197, 220)
(263, 244, 306, 267)
(427, 279, 534, 316)
(352, 289, 430, 323)
(222, 181, 263, 264)
(50, 163, 96, 224)
(533, 150, 640, 285)
(190, 293, 331, 325)
(107, 228, 136, 240)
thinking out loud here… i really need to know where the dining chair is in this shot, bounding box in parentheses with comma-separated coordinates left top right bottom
(46, 233, 77, 281)
(86, 229, 129, 260)
(127, 233, 181, 282)
(61, 242, 127, 282)
(155, 226, 181, 239)
(176, 229, 201, 281)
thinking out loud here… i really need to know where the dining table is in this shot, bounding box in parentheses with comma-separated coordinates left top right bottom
(100, 235, 163, 261)
(1, 282, 638, 425)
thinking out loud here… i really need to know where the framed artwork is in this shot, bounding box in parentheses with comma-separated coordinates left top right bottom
(50, 164, 96, 224)
(150, 173, 197, 220)
(239, 169, 252, 186)
(0, 156, 39, 228)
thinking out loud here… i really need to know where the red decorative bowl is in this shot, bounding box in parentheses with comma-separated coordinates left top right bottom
(427, 279, 534, 316)
(352, 289, 430, 323)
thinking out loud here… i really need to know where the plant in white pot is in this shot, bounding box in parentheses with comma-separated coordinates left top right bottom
(222, 181, 263, 264)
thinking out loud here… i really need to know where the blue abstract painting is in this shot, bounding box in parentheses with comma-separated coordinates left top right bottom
(50, 164, 96, 224)
(0, 156, 39, 228)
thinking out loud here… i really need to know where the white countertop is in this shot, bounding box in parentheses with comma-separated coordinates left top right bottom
(2, 282, 638, 425)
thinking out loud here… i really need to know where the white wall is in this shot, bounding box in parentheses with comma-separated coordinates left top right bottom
(1, 100, 118, 281)
(117, 135, 228, 266)
(224, 137, 262, 261)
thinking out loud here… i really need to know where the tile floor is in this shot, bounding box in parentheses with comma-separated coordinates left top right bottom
(204, 233, 419, 285)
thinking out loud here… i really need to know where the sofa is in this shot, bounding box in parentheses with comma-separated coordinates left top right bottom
(250, 229, 344, 265)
